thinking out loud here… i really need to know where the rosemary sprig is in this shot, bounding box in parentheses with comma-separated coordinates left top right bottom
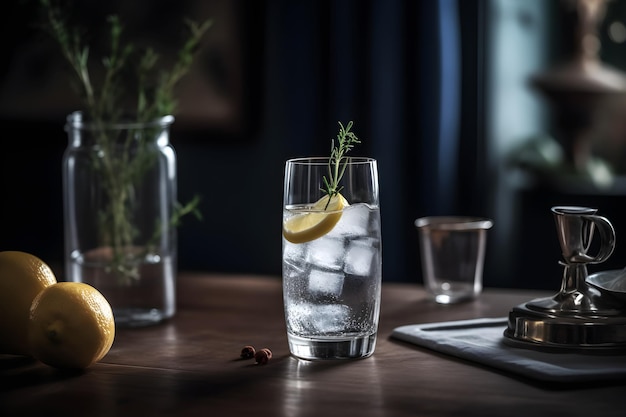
(39, 0, 213, 123)
(321, 121, 361, 209)
(39, 0, 208, 282)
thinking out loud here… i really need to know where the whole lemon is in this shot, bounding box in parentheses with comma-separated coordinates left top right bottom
(0, 251, 57, 355)
(29, 282, 115, 369)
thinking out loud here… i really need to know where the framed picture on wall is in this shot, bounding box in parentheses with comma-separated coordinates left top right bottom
(0, 0, 264, 141)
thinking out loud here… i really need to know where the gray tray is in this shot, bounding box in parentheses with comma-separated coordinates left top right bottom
(391, 318, 626, 383)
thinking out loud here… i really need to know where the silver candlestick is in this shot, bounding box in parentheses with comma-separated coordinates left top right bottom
(504, 206, 626, 351)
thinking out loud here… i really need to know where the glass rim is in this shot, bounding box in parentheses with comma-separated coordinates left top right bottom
(65, 111, 175, 131)
(415, 216, 493, 231)
(551, 206, 597, 215)
(286, 156, 377, 165)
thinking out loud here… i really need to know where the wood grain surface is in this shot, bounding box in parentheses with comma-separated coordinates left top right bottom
(1, 273, 624, 417)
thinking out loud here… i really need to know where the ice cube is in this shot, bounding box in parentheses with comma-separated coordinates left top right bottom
(284, 240, 306, 262)
(283, 241, 307, 278)
(310, 304, 351, 333)
(306, 237, 345, 270)
(328, 204, 370, 238)
(287, 303, 351, 334)
(344, 240, 378, 276)
(286, 302, 314, 334)
(308, 269, 344, 297)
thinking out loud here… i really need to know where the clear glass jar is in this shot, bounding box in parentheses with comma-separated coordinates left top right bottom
(63, 111, 177, 327)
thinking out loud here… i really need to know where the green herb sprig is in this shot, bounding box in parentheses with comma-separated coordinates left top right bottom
(321, 121, 361, 209)
(39, 0, 213, 123)
(39, 0, 209, 283)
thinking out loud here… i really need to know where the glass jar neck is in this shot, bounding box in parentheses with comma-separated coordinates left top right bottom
(64, 111, 175, 148)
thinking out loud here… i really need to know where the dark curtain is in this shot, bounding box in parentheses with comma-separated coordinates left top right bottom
(265, 0, 488, 283)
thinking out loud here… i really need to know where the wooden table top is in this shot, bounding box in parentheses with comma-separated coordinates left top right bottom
(1, 273, 625, 417)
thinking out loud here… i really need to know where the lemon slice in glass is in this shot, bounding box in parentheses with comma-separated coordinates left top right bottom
(283, 193, 349, 244)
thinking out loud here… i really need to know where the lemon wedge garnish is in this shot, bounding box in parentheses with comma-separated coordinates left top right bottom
(283, 193, 349, 244)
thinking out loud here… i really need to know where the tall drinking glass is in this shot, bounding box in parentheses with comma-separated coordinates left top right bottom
(282, 157, 382, 360)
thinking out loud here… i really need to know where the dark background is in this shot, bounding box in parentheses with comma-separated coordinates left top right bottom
(3, 0, 626, 291)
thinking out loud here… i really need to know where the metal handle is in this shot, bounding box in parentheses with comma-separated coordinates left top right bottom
(576, 214, 615, 264)
(552, 206, 616, 265)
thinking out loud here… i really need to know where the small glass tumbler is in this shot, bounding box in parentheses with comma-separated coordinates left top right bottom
(415, 216, 493, 304)
(282, 157, 382, 360)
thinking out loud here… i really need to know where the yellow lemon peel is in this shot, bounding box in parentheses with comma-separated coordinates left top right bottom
(28, 282, 115, 370)
(0, 251, 57, 356)
(283, 193, 349, 244)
